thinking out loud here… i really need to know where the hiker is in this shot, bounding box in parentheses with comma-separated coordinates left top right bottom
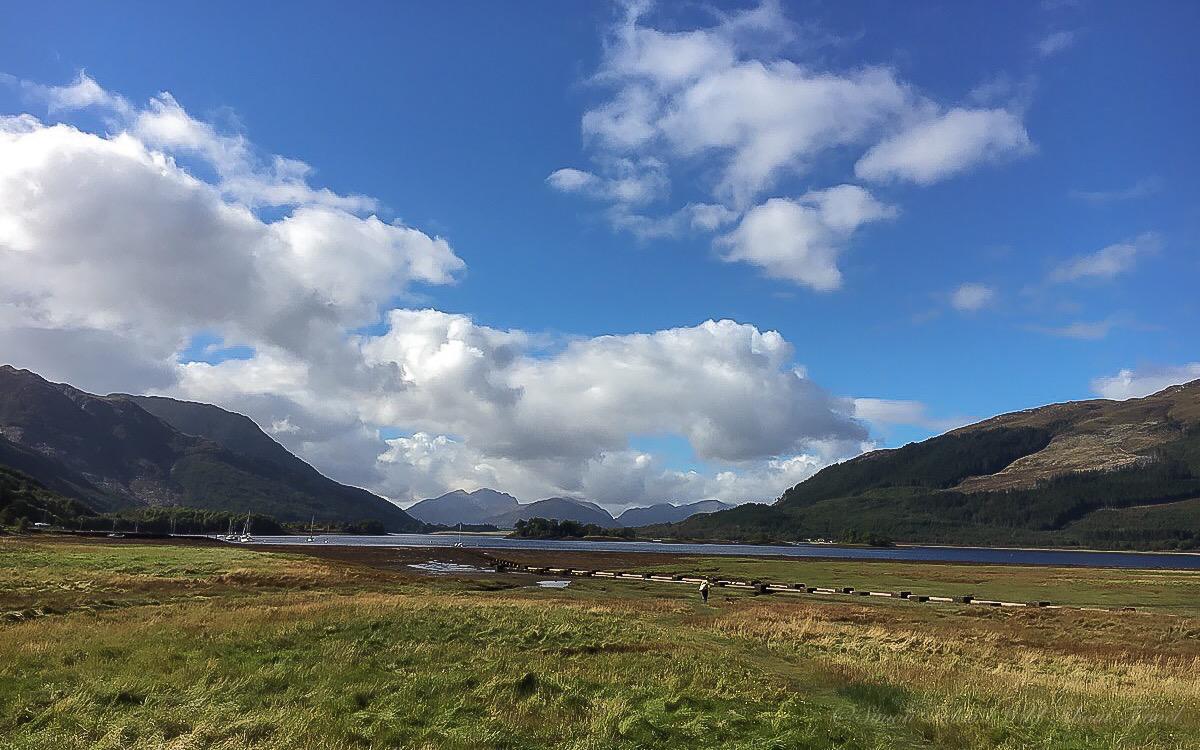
(699, 579, 710, 603)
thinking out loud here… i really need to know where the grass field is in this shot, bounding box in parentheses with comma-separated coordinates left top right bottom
(2, 536, 1199, 749)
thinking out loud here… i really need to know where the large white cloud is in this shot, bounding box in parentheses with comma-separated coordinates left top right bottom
(0, 112, 463, 363)
(549, 2, 1032, 287)
(359, 310, 869, 466)
(0, 75, 877, 509)
(174, 312, 869, 506)
(576, 3, 914, 206)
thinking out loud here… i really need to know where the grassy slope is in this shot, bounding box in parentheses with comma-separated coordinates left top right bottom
(2, 538, 1199, 749)
(666, 429, 1200, 549)
(664, 383, 1200, 549)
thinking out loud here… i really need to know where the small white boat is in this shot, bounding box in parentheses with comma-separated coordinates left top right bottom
(236, 511, 253, 543)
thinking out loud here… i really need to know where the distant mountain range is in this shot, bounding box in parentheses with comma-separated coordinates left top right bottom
(659, 380, 1200, 550)
(405, 488, 519, 526)
(614, 500, 733, 526)
(486, 497, 616, 529)
(0, 366, 421, 531)
(406, 488, 732, 529)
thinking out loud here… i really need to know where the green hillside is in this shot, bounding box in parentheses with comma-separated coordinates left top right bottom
(661, 381, 1200, 550)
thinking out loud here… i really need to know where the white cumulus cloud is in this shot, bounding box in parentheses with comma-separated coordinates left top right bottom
(0, 76, 883, 508)
(548, 1, 1033, 289)
(718, 186, 896, 289)
(0, 114, 463, 362)
(176, 313, 870, 506)
(855, 108, 1032, 185)
(18, 70, 1050, 513)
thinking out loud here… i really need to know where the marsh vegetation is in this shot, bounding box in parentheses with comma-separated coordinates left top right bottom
(2, 537, 1198, 749)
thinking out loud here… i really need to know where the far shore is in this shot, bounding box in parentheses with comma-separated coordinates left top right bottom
(20, 527, 1200, 561)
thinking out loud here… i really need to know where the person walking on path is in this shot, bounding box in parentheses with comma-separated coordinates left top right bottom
(699, 579, 710, 604)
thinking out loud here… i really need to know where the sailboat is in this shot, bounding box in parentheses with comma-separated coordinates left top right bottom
(238, 511, 253, 543)
(222, 517, 237, 541)
(106, 519, 124, 538)
(306, 515, 317, 543)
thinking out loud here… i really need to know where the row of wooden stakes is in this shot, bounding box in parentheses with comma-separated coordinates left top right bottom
(486, 559, 1070, 609)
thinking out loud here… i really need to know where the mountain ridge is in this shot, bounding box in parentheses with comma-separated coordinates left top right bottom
(615, 500, 734, 526)
(660, 380, 1200, 549)
(0, 366, 421, 530)
(405, 489, 736, 528)
(484, 496, 616, 529)
(406, 488, 520, 526)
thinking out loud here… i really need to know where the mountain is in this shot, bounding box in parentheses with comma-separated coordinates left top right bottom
(125, 395, 310, 467)
(0, 366, 421, 531)
(405, 488, 520, 526)
(407, 489, 627, 529)
(616, 500, 733, 526)
(0, 430, 114, 510)
(485, 497, 617, 529)
(662, 380, 1200, 550)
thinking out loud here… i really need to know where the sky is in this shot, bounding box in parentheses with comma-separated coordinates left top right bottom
(1, 1, 1197, 510)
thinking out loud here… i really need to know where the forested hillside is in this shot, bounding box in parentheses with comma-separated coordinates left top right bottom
(660, 381, 1200, 550)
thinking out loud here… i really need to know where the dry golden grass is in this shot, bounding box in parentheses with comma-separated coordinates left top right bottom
(2, 537, 1199, 749)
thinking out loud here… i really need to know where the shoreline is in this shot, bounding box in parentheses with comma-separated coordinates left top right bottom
(25, 527, 1200, 558)
(9, 532, 1197, 577)
(223, 533, 1200, 571)
(18, 530, 1200, 570)
(890, 540, 1200, 557)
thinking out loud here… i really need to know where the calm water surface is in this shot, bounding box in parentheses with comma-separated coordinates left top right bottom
(237, 533, 1200, 569)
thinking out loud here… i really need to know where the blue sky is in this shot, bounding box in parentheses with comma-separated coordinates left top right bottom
(1, 1, 1197, 506)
